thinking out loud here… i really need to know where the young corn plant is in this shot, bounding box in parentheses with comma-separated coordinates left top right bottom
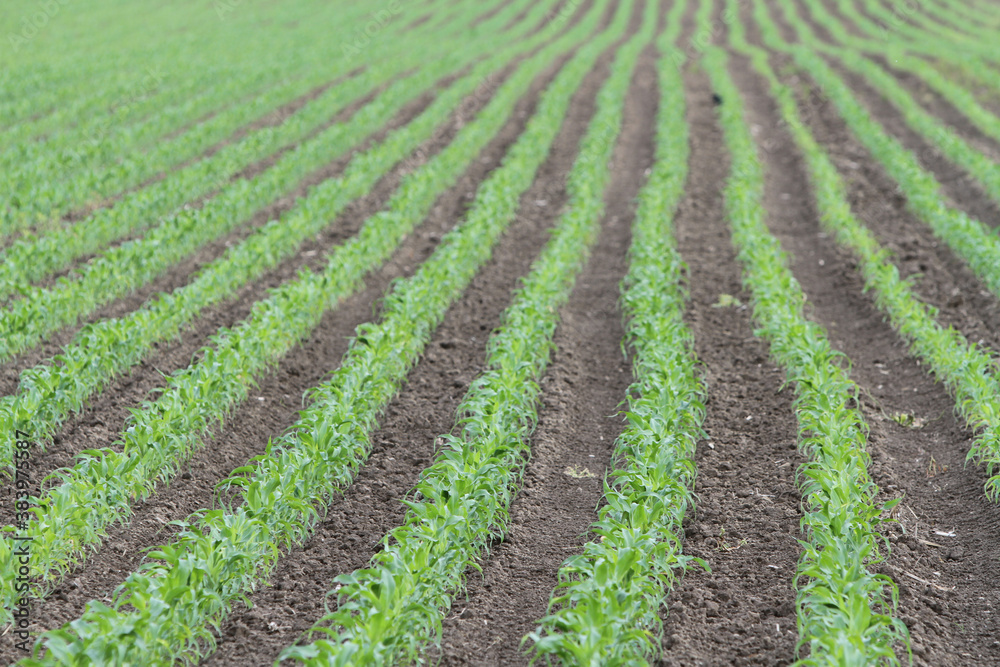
(732, 8, 1000, 500)
(703, 38, 907, 666)
(526, 4, 708, 663)
(0, 0, 608, 631)
(15, 4, 615, 663)
(280, 4, 650, 664)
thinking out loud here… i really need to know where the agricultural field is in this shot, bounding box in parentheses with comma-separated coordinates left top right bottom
(4, 0, 1000, 664)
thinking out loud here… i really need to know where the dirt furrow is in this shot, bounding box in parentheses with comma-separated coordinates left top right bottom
(0, 23, 600, 667)
(797, 0, 1000, 165)
(0, 41, 568, 516)
(434, 26, 657, 667)
(729, 46, 1000, 667)
(870, 54, 1000, 162)
(204, 10, 627, 666)
(654, 60, 802, 667)
(0, 90, 467, 519)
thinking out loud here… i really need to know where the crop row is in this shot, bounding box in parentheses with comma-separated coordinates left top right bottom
(283, 4, 649, 663)
(851, 0, 1000, 95)
(0, 0, 542, 306)
(14, 2, 618, 662)
(706, 9, 907, 662)
(746, 1, 1000, 499)
(797, 0, 1000, 152)
(0, 0, 530, 240)
(0, 0, 561, 488)
(0, 5, 548, 366)
(737, 0, 1000, 517)
(775, 0, 1000, 215)
(527, 3, 706, 664)
(0, 2, 387, 236)
(0, 0, 603, 630)
(0, 49, 494, 474)
(755, 2, 1000, 309)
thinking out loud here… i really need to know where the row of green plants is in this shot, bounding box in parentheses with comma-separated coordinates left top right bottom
(0, 58, 484, 470)
(0, 1, 388, 236)
(851, 0, 1000, 95)
(0, 1, 559, 364)
(797, 0, 1000, 154)
(915, 0, 998, 41)
(526, 4, 707, 664)
(756, 2, 1000, 302)
(0, 0, 605, 627)
(943, 0, 1000, 33)
(282, 4, 648, 663)
(743, 1, 1000, 498)
(0, 0, 529, 240)
(0, 0, 318, 127)
(0, 0, 544, 302)
(0, 2, 274, 136)
(867, 0, 995, 56)
(0, 0, 563, 476)
(774, 0, 1000, 212)
(12, 2, 616, 661)
(703, 31, 907, 664)
(0, 0, 564, 474)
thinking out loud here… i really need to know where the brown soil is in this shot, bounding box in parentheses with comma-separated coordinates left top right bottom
(0, 78, 443, 528)
(820, 57, 1000, 231)
(0, 75, 448, 418)
(207, 5, 629, 665)
(779, 66, 1000, 358)
(868, 54, 1000, 162)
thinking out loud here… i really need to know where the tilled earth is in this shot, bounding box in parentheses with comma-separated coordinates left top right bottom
(5, 0, 1000, 665)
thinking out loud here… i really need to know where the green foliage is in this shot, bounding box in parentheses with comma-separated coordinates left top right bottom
(0, 0, 572, 628)
(756, 0, 1000, 500)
